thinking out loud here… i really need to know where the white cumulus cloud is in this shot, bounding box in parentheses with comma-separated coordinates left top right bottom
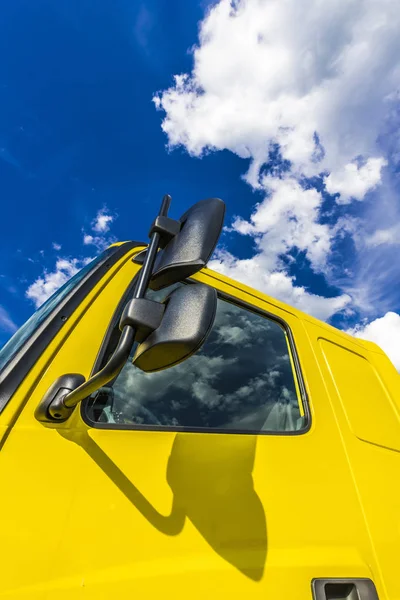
(209, 250, 350, 321)
(325, 157, 388, 203)
(25, 258, 81, 308)
(154, 0, 400, 321)
(348, 312, 400, 371)
(231, 176, 333, 273)
(154, 0, 399, 183)
(83, 207, 116, 250)
(92, 208, 114, 233)
(25, 206, 117, 312)
(83, 234, 94, 246)
(83, 232, 115, 251)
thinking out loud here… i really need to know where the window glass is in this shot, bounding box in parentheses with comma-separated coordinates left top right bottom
(0, 248, 115, 373)
(86, 285, 305, 433)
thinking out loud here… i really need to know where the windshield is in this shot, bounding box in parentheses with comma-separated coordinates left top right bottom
(0, 248, 115, 374)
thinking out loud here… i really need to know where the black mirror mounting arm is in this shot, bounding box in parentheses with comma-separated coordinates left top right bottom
(36, 325, 137, 422)
(149, 215, 181, 248)
(35, 195, 173, 423)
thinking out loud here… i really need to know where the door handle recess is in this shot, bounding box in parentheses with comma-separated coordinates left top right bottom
(312, 579, 378, 600)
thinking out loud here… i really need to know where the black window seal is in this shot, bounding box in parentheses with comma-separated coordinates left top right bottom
(82, 278, 311, 436)
(0, 241, 143, 413)
(89, 269, 142, 379)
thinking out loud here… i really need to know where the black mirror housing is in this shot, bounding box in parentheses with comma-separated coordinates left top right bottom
(35, 194, 224, 423)
(133, 284, 217, 372)
(149, 198, 225, 290)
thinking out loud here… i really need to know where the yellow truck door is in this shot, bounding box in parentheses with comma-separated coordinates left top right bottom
(310, 325, 400, 600)
(0, 257, 383, 598)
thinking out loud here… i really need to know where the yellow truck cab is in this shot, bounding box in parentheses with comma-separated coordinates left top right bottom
(0, 195, 398, 600)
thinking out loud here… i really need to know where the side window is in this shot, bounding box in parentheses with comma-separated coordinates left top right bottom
(85, 284, 307, 433)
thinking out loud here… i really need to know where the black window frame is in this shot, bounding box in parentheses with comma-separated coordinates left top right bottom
(82, 276, 311, 436)
(0, 241, 142, 414)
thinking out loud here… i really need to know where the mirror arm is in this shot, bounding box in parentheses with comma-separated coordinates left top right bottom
(134, 196, 170, 297)
(45, 325, 136, 421)
(36, 195, 172, 423)
(148, 216, 181, 248)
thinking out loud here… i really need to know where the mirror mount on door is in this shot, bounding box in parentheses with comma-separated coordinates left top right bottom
(35, 194, 225, 423)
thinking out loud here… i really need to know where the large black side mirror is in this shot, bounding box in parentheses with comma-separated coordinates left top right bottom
(133, 283, 217, 372)
(36, 194, 225, 423)
(135, 198, 225, 290)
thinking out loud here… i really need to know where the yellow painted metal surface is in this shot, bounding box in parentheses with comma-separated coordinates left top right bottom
(319, 339, 400, 451)
(0, 246, 398, 598)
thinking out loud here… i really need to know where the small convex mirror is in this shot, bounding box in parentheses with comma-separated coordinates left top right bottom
(149, 198, 225, 291)
(133, 283, 217, 372)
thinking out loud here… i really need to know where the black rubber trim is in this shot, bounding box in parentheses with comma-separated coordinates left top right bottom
(89, 270, 142, 377)
(0, 242, 143, 413)
(82, 282, 311, 436)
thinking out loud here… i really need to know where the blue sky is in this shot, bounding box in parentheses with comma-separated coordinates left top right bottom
(1, 0, 400, 367)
